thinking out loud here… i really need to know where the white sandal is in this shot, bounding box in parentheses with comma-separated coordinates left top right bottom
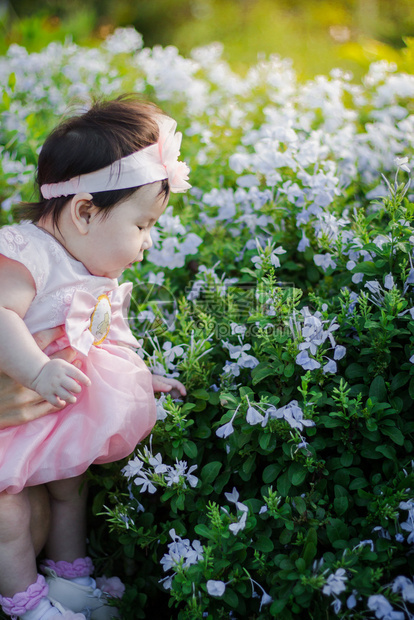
(43, 569, 119, 620)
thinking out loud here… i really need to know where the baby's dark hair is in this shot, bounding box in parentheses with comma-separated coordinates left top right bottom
(16, 94, 169, 225)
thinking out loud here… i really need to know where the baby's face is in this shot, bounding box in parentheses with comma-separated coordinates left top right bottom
(83, 181, 168, 279)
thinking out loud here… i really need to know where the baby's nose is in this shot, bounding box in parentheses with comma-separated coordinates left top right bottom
(143, 231, 153, 250)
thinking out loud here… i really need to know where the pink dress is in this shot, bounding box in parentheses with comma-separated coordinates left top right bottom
(0, 222, 157, 494)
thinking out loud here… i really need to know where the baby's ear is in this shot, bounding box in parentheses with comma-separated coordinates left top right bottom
(70, 193, 95, 234)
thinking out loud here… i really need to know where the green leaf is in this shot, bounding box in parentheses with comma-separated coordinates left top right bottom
(391, 372, 409, 391)
(409, 376, 414, 400)
(208, 391, 220, 405)
(369, 376, 387, 401)
(326, 518, 349, 544)
(259, 433, 271, 451)
(194, 524, 216, 540)
(223, 589, 238, 607)
(352, 261, 377, 276)
(295, 558, 306, 573)
(375, 444, 397, 459)
(381, 426, 405, 445)
(277, 472, 291, 496)
(254, 536, 274, 553)
(192, 388, 210, 400)
(288, 462, 307, 486)
(293, 496, 307, 515)
(183, 440, 198, 459)
(242, 455, 256, 477)
(334, 496, 349, 516)
(8, 72, 16, 92)
(270, 600, 287, 615)
(345, 363, 365, 380)
(201, 461, 222, 484)
(123, 543, 136, 559)
(279, 528, 293, 544)
(366, 418, 378, 432)
(251, 362, 275, 385)
(303, 542, 317, 565)
(340, 452, 353, 467)
(284, 363, 295, 378)
(349, 477, 369, 490)
(262, 464, 282, 483)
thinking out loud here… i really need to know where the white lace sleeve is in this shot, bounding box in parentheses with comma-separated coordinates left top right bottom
(0, 224, 49, 294)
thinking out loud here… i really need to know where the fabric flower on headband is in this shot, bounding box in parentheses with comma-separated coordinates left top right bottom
(40, 115, 191, 199)
(156, 116, 191, 193)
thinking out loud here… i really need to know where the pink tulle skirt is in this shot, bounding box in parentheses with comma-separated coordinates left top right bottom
(0, 343, 156, 494)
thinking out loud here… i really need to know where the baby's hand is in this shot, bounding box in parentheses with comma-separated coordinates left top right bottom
(152, 374, 187, 399)
(31, 359, 91, 408)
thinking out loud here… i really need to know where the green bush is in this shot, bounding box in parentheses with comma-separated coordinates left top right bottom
(96, 169, 414, 620)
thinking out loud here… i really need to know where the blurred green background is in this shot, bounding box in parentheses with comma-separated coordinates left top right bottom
(1, 0, 414, 78)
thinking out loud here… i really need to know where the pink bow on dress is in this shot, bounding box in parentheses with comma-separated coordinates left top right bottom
(65, 282, 141, 356)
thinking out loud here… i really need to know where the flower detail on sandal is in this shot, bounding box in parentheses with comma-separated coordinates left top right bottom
(0, 574, 48, 617)
(40, 558, 94, 579)
(95, 577, 125, 599)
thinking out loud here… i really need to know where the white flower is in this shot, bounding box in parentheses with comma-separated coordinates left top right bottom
(134, 474, 157, 494)
(314, 253, 337, 272)
(298, 230, 310, 252)
(156, 394, 168, 421)
(367, 594, 405, 619)
(246, 405, 266, 426)
(122, 457, 144, 479)
(392, 576, 414, 603)
(207, 580, 226, 597)
(160, 529, 204, 578)
(395, 156, 411, 173)
(229, 510, 247, 535)
(322, 568, 347, 596)
(331, 597, 342, 614)
(225, 487, 239, 503)
(353, 539, 374, 552)
(216, 419, 235, 438)
(323, 359, 337, 374)
(148, 453, 168, 475)
(384, 273, 395, 290)
(372, 526, 391, 540)
(296, 350, 321, 370)
(352, 272, 364, 284)
(322, 568, 348, 596)
(270, 246, 286, 268)
(186, 465, 199, 488)
(270, 400, 315, 432)
(259, 592, 273, 611)
(347, 591, 358, 609)
(334, 345, 346, 360)
(103, 27, 143, 54)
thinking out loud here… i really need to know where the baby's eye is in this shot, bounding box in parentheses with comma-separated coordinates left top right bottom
(137, 226, 145, 231)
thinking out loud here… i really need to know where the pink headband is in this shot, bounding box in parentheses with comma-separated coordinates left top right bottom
(40, 116, 191, 199)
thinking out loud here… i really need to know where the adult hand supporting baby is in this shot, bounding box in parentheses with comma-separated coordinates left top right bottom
(0, 325, 77, 429)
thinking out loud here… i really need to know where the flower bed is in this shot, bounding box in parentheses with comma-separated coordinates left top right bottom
(2, 28, 414, 619)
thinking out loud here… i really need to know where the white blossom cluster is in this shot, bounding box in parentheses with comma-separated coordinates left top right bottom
(319, 531, 414, 617)
(216, 397, 314, 439)
(2, 28, 414, 272)
(122, 445, 198, 494)
(221, 487, 249, 535)
(159, 528, 204, 591)
(290, 306, 346, 373)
